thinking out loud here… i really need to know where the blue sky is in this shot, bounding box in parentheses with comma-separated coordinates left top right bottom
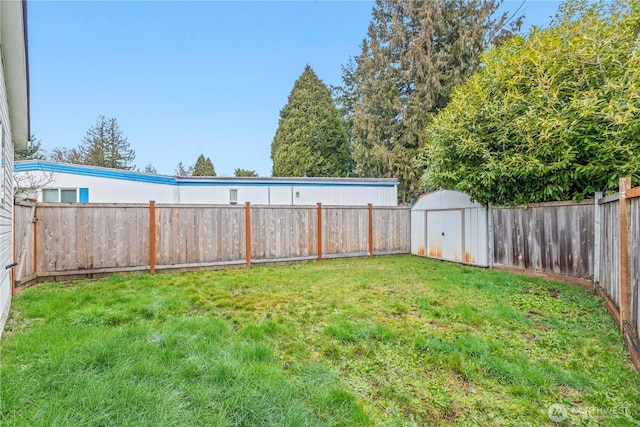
(28, 1, 560, 177)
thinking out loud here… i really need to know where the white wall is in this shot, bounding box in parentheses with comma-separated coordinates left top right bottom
(179, 184, 270, 205)
(0, 12, 15, 333)
(37, 172, 177, 203)
(0, 60, 12, 333)
(464, 207, 489, 266)
(291, 185, 397, 206)
(410, 210, 426, 257)
(15, 166, 399, 206)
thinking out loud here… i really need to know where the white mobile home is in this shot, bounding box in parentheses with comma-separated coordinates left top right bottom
(1, 1, 30, 334)
(15, 161, 399, 206)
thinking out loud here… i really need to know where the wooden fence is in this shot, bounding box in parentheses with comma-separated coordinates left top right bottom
(632, 197, 640, 344)
(489, 179, 640, 370)
(492, 200, 595, 280)
(13, 202, 410, 284)
(597, 195, 619, 306)
(596, 179, 640, 370)
(14, 201, 36, 285)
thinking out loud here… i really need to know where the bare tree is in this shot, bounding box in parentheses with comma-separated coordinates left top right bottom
(14, 170, 57, 200)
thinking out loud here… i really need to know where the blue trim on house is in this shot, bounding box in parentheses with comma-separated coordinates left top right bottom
(15, 161, 398, 188)
(175, 180, 393, 188)
(15, 161, 176, 185)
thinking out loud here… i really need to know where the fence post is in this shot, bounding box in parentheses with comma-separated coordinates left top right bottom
(368, 203, 374, 257)
(317, 203, 322, 260)
(593, 192, 602, 285)
(149, 201, 156, 274)
(245, 202, 251, 267)
(619, 178, 631, 329)
(33, 205, 38, 278)
(487, 203, 494, 268)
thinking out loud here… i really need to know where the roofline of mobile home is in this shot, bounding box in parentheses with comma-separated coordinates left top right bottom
(15, 161, 399, 188)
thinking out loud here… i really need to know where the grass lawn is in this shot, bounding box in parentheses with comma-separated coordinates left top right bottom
(1, 255, 639, 426)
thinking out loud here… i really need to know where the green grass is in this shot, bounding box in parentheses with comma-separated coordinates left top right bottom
(1, 255, 639, 426)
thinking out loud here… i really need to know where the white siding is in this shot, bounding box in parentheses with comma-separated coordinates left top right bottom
(292, 185, 396, 206)
(0, 0, 29, 338)
(269, 186, 293, 205)
(464, 207, 489, 266)
(35, 172, 177, 203)
(15, 166, 399, 207)
(179, 185, 270, 205)
(410, 210, 426, 256)
(0, 53, 13, 330)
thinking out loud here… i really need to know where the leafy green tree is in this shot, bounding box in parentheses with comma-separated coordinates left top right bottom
(15, 135, 46, 161)
(234, 168, 258, 177)
(419, 0, 640, 206)
(79, 115, 135, 169)
(341, 0, 521, 202)
(192, 154, 216, 176)
(271, 65, 349, 177)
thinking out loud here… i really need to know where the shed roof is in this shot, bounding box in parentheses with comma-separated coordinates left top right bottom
(412, 190, 482, 210)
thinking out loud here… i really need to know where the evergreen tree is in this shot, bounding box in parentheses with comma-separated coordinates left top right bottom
(175, 161, 193, 176)
(271, 65, 349, 177)
(49, 147, 83, 164)
(342, 0, 521, 202)
(192, 154, 216, 176)
(79, 115, 135, 169)
(15, 135, 46, 161)
(143, 162, 158, 174)
(234, 168, 258, 177)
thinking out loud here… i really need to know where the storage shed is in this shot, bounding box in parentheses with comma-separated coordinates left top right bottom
(411, 190, 490, 267)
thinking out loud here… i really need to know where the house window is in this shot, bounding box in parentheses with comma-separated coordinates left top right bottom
(42, 189, 58, 202)
(61, 189, 77, 203)
(229, 188, 238, 205)
(42, 188, 78, 203)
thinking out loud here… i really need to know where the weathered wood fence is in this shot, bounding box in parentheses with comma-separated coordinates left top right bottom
(595, 179, 640, 370)
(13, 202, 410, 284)
(492, 200, 595, 280)
(490, 179, 640, 370)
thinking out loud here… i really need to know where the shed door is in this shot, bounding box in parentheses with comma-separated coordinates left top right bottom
(426, 210, 463, 262)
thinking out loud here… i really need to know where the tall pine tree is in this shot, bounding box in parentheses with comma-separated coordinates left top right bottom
(79, 115, 135, 169)
(15, 136, 46, 161)
(340, 0, 521, 202)
(192, 154, 216, 176)
(271, 65, 349, 177)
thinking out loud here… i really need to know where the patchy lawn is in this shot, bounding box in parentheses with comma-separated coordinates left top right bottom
(1, 255, 639, 426)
